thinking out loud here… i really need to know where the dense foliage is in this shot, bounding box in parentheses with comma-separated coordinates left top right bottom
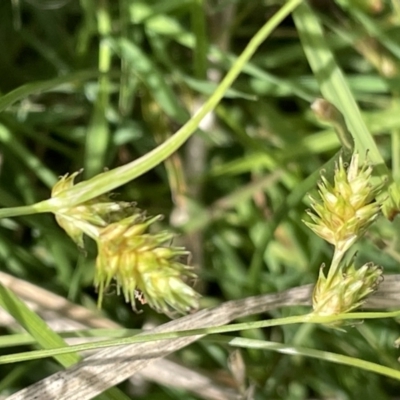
(1, 0, 400, 399)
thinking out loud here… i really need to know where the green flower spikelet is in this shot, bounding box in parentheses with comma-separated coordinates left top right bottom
(313, 260, 383, 318)
(51, 171, 200, 314)
(304, 154, 385, 322)
(304, 154, 382, 252)
(52, 171, 137, 247)
(95, 214, 199, 314)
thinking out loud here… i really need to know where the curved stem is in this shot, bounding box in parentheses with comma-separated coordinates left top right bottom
(43, 0, 303, 210)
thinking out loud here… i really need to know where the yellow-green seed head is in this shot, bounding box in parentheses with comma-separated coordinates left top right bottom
(52, 171, 200, 315)
(313, 261, 383, 319)
(304, 154, 382, 251)
(95, 215, 199, 314)
(52, 171, 137, 246)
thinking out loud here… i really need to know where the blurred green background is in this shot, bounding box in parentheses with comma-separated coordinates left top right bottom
(1, 0, 400, 399)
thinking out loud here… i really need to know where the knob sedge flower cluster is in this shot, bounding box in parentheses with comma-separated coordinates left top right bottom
(304, 154, 384, 320)
(312, 260, 383, 317)
(304, 154, 381, 253)
(51, 171, 199, 315)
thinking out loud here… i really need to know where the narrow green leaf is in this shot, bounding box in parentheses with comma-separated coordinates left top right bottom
(113, 38, 189, 123)
(292, 3, 389, 180)
(0, 283, 80, 366)
(0, 283, 131, 400)
(0, 124, 57, 188)
(0, 71, 98, 113)
(84, 0, 112, 178)
(215, 336, 400, 382)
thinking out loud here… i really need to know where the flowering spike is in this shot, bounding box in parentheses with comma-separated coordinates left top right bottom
(94, 215, 199, 314)
(313, 260, 383, 321)
(303, 154, 382, 252)
(303, 154, 387, 325)
(51, 171, 138, 246)
(51, 171, 200, 315)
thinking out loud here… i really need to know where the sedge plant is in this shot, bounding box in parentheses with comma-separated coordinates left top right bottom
(304, 153, 387, 320)
(0, 0, 304, 316)
(2, 1, 400, 398)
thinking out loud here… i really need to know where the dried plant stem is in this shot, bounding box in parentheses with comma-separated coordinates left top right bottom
(0, 271, 237, 400)
(3, 272, 400, 400)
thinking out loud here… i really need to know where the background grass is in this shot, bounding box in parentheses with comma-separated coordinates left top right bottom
(1, 0, 400, 399)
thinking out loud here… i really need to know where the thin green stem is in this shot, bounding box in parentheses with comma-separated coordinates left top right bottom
(392, 128, 400, 181)
(326, 247, 346, 283)
(0, 204, 44, 219)
(1, 309, 400, 365)
(213, 336, 400, 381)
(84, 0, 112, 178)
(191, 0, 208, 80)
